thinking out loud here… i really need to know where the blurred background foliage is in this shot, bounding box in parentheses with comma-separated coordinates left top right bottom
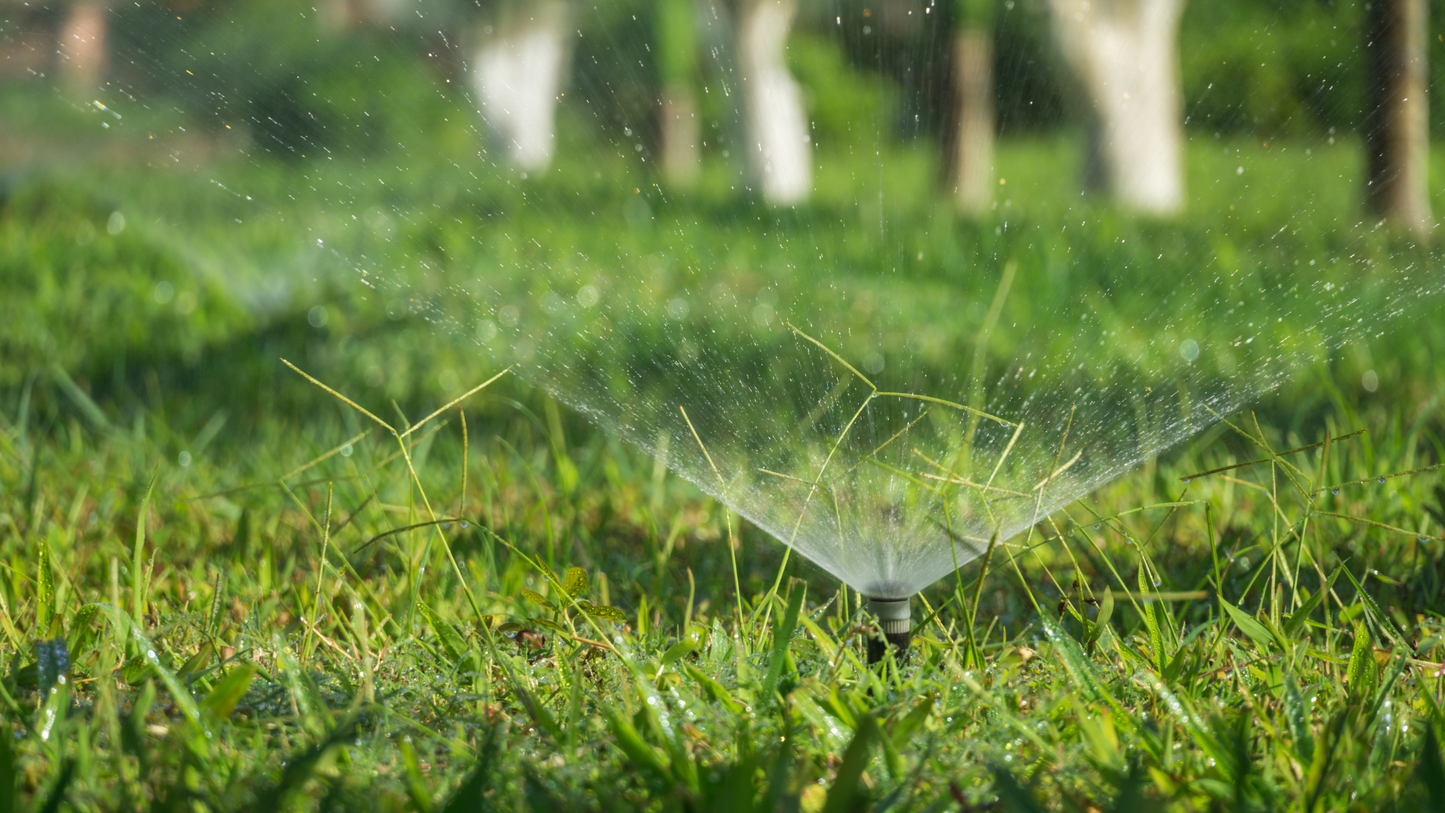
(6, 0, 1439, 153)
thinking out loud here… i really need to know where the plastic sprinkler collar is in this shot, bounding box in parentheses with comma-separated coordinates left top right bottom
(865, 596, 912, 665)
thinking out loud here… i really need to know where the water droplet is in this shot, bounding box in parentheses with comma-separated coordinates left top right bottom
(1331, 489, 1340, 495)
(1181, 478, 1191, 484)
(1093, 524, 1100, 530)
(1068, 530, 1074, 538)
(1152, 579, 1161, 587)
(998, 420, 1011, 428)
(461, 522, 470, 529)
(1378, 477, 1386, 485)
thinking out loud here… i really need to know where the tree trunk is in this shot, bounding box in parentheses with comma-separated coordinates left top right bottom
(1364, 0, 1431, 235)
(470, 3, 569, 172)
(1048, 0, 1185, 215)
(736, 0, 811, 205)
(657, 0, 701, 186)
(58, 1, 108, 89)
(944, 25, 995, 216)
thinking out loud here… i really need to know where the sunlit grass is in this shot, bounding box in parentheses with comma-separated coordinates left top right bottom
(1, 124, 1444, 808)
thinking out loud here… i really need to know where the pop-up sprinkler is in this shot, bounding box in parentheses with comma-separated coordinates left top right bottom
(866, 596, 911, 665)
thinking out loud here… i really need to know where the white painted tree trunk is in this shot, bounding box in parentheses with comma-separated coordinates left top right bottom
(58, 1, 109, 89)
(1048, 0, 1185, 214)
(736, 0, 811, 204)
(470, 3, 569, 172)
(946, 26, 995, 217)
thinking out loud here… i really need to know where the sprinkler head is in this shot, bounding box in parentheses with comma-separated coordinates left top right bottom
(865, 596, 911, 665)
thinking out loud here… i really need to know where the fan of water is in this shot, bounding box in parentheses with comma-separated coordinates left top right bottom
(7, 0, 1441, 610)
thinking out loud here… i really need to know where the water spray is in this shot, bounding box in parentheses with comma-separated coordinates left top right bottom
(866, 596, 912, 665)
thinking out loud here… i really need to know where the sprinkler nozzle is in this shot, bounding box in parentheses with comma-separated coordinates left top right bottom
(865, 596, 911, 665)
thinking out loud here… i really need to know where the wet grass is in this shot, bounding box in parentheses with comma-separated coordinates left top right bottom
(1, 136, 1444, 809)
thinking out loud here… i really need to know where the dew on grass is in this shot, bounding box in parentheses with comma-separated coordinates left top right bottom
(1331, 489, 1340, 495)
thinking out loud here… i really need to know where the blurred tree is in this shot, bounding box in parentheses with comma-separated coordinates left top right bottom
(470, 1, 571, 172)
(943, 0, 995, 217)
(58, 0, 109, 90)
(1364, 0, 1431, 236)
(1048, 0, 1185, 215)
(657, 0, 701, 186)
(736, 0, 812, 204)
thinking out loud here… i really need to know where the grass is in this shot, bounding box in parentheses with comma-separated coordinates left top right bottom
(2, 116, 1445, 809)
(3, 352, 1445, 811)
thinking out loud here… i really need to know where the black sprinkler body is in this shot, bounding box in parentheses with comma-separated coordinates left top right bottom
(865, 596, 911, 665)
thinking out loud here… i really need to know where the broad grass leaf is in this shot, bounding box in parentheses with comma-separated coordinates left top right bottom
(418, 601, 469, 663)
(761, 585, 804, 700)
(1139, 570, 1164, 672)
(681, 663, 744, 714)
(1346, 623, 1377, 700)
(1220, 599, 1278, 652)
(561, 567, 588, 598)
(36, 530, 55, 635)
(1038, 612, 1108, 704)
(1283, 567, 1340, 639)
(1084, 590, 1115, 649)
(201, 662, 257, 720)
(132, 467, 159, 627)
(1340, 566, 1406, 646)
(797, 611, 839, 651)
(175, 648, 212, 678)
(657, 639, 696, 671)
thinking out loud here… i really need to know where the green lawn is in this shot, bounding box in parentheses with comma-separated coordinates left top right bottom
(1, 127, 1444, 810)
